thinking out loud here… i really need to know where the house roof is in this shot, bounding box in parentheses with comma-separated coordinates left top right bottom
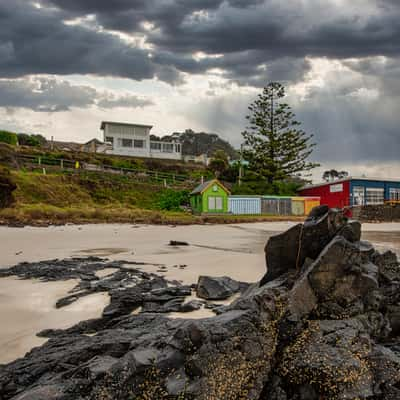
(84, 138, 104, 145)
(301, 176, 400, 191)
(190, 179, 230, 195)
(100, 121, 153, 130)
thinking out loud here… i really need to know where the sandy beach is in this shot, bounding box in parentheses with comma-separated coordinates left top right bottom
(0, 221, 399, 364)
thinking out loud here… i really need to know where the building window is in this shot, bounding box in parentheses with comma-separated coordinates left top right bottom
(353, 186, 365, 205)
(105, 136, 114, 145)
(134, 139, 145, 148)
(208, 196, 223, 210)
(366, 187, 384, 205)
(162, 143, 174, 153)
(121, 138, 132, 147)
(390, 188, 400, 201)
(150, 142, 162, 151)
(175, 143, 181, 153)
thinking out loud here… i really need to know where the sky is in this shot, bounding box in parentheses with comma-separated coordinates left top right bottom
(0, 0, 399, 181)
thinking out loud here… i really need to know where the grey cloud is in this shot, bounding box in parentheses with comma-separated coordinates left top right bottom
(0, 77, 153, 112)
(0, 1, 161, 82)
(97, 94, 154, 109)
(32, 0, 400, 87)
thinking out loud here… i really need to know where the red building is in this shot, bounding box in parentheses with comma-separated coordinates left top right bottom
(299, 177, 400, 209)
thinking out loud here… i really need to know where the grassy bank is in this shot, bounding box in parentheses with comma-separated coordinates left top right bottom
(0, 170, 304, 226)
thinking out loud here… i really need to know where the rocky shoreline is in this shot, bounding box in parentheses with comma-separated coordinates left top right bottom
(0, 206, 400, 399)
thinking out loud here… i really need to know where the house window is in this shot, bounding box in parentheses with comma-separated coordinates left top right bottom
(175, 143, 181, 153)
(366, 187, 384, 205)
(162, 143, 174, 153)
(134, 139, 145, 148)
(390, 188, 400, 201)
(150, 142, 162, 151)
(121, 138, 132, 147)
(208, 196, 223, 210)
(105, 136, 114, 145)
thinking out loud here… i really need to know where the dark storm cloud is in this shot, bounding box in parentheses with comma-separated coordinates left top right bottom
(46, 0, 400, 60)
(0, 77, 153, 112)
(40, 0, 225, 33)
(32, 0, 400, 86)
(0, 1, 163, 82)
(0, 0, 397, 87)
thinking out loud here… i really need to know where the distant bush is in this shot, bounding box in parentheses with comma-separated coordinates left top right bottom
(17, 133, 47, 147)
(156, 189, 190, 211)
(110, 158, 140, 170)
(0, 130, 18, 145)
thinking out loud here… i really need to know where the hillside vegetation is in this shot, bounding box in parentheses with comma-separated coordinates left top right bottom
(0, 169, 303, 226)
(0, 142, 304, 225)
(0, 170, 192, 225)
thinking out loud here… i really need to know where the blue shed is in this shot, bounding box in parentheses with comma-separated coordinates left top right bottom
(228, 196, 261, 215)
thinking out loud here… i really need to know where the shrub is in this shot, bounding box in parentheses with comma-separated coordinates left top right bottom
(0, 130, 18, 145)
(17, 133, 47, 147)
(156, 189, 190, 211)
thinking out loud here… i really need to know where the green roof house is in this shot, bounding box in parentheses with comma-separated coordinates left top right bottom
(190, 179, 230, 214)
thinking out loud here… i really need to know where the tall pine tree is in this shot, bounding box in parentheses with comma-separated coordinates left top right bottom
(242, 82, 318, 184)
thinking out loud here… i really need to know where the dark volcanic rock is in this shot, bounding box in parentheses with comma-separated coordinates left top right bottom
(179, 300, 204, 312)
(169, 240, 189, 246)
(260, 206, 352, 285)
(196, 275, 241, 300)
(1, 207, 400, 400)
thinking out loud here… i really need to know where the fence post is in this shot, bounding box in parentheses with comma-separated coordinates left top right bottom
(60, 159, 64, 169)
(42, 168, 46, 175)
(173, 174, 175, 183)
(164, 179, 167, 187)
(38, 157, 41, 166)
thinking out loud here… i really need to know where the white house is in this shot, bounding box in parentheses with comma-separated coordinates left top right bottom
(100, 121, 182, 160)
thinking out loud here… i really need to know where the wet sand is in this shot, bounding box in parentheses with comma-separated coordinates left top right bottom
(0, 221, 399, 364)
(0, 277, 109, 364)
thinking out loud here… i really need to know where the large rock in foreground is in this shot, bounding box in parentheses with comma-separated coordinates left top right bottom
(260, 206, 361, 284)
(1, 206, 400, 400)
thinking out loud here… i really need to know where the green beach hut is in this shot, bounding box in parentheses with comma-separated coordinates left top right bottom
(190, 179, 230, 214)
